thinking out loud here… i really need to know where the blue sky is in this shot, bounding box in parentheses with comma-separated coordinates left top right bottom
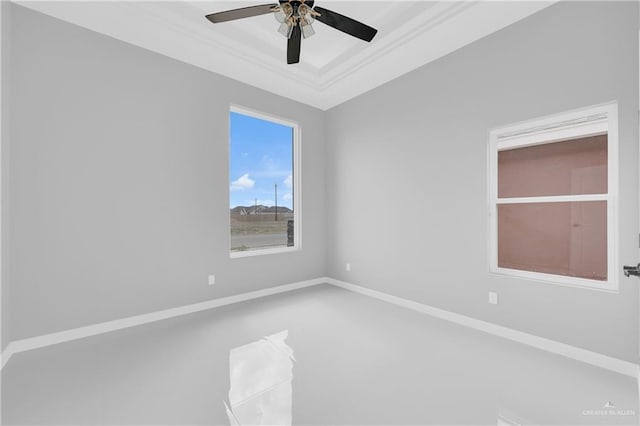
(229, 111, 293, 209)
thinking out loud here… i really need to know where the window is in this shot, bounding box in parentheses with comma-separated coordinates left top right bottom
(229, 106, 300, 257)
(488, 103, 618, 291)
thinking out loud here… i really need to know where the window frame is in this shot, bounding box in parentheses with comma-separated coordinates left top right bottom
(488, 102, 619, 292)
(228, 104, 302, 259)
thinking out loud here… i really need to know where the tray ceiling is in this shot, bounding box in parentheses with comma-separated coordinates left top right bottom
(15, 1, 555, 110)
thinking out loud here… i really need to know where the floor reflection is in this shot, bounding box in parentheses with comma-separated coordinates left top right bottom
(497, 408, 529, 425)
(225, 330, 295, 426)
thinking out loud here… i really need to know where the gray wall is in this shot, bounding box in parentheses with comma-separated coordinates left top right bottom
(9, 5, 326, 340)
(6, 1, 639, 364)
(1, 0, 11, 352)
(326, 1, 639, 362)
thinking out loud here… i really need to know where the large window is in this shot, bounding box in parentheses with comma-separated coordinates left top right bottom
(229, 106, 300, 257)
(488, 103, 618, 291)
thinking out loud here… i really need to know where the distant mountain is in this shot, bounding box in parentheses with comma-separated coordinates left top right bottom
(230, 205, 293, 215)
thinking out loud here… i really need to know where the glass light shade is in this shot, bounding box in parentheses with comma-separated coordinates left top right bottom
(281, 3, 293, 17)
(301, 20, 315, 39)
(297, 4, 314, 24)
(278, 22, 294, 38)
(273, 9, 286, 23)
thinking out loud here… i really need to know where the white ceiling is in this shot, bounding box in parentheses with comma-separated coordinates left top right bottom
(16, 1, 555, 110)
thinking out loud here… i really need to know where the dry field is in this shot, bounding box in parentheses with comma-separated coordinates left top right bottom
(230, 213, 293, 252)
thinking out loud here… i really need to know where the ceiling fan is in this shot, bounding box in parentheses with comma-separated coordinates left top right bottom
(205, 1, 378, 65)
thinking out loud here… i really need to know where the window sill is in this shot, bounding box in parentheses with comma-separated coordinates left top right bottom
(490, 267, 619, 293)
(230, 246, 300, 259)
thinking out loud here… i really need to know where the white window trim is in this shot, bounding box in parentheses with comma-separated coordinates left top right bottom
(488, 102, 619, 292)
(229, 104, 302, 259)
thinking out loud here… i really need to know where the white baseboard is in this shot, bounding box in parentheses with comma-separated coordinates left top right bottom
(0, 277, 326, 370)
(1, 343, 14, 369)
(326, 278, 638, 378)
(2, 276, 637, 379)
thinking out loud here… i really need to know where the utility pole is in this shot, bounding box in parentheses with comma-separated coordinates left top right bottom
(274, 184, 278, 221)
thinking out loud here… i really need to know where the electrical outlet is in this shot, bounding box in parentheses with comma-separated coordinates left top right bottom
(208, 275, 216, 286)
(346, 263, 351, 272)
(489, 291, 499, 305)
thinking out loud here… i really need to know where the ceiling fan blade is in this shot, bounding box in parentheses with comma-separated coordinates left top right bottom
(287, 25, 302, 64)
(205, 4, 277, 24)
(313, 6, 377, 42)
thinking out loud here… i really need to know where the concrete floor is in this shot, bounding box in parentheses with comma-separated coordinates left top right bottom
(1, 284, 638, 425)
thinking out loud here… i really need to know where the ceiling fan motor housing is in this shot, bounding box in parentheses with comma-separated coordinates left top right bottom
(278, 0, 315, 22)
(279, 0, 315, 7)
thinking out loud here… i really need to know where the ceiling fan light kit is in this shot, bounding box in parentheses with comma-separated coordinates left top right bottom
(205, 0, 378, 64)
